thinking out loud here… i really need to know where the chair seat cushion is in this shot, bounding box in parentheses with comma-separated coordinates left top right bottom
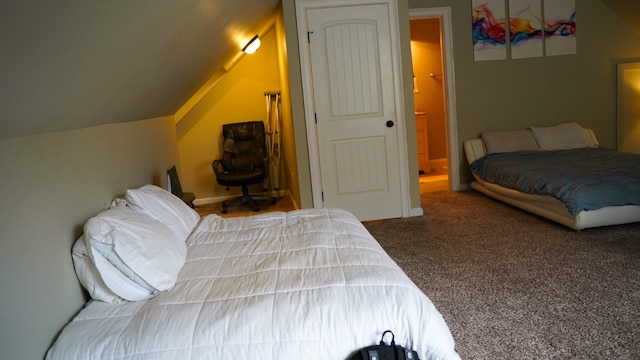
(216, 168, 266, 186)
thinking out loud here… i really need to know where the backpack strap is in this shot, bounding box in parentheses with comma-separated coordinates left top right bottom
(366, 349, 380, 360)
(379, 330, 395, 346)
(400, 347, 417, 360)
(395, 344, 419, 360)
(405, 348, 417, 359)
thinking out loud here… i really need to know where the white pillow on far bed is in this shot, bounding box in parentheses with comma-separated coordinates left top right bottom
(125, 184, 200, 241)
(481, 130, 539, 154)
(531, 122, 592, 150)
(83, 205, 187, 302)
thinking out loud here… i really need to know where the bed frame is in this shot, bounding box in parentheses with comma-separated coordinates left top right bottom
(463, 132, 640, 231)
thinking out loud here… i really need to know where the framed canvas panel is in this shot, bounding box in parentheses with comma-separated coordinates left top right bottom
(472, 0, 507, 61)
(509, 0, 543, 59)
(543, 0, 576, 56)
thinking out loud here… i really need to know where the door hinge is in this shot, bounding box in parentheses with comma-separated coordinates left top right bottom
(307, 31, 314, 43)
(314, 113, 318, 124)
(321, 191, 324, 201)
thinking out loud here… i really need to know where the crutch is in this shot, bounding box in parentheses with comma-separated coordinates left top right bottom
(264, 91, 282, 201)
(270, 92, 281, 198)
(263, 93, 272, 193)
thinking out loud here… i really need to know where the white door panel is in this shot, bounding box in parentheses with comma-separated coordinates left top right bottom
(307, 3, 403, 220)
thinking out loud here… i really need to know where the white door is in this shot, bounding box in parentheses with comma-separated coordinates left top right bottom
(306, 3, 404, 221)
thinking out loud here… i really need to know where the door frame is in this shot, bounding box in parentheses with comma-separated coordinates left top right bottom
(296, 0, 412, 217)
(409, 7, 461, 191)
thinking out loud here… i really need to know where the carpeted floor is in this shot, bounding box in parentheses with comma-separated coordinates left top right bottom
(363, 190, 640, 359)
(195, 189, 640, 359)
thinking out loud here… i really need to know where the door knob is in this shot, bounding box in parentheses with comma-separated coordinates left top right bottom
(386, 120, 395, 128)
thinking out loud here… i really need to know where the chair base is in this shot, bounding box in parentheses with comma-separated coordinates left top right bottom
(222, 185, 261, 214)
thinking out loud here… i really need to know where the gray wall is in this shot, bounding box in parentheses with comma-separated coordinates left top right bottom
(283, 0, 640, 210)
(2, 0, 640, 359)
(407, 0, 640, 184)
(0, 116, 179, 359)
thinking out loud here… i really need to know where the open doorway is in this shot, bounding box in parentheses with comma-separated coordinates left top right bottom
(410, 17, 449, 193)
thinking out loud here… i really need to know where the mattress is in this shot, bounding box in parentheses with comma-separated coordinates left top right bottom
(46, 208, 460, 360)
(470, 178, 640, 230)
(464, 136, 640, 230)
(470, 147, 640, 215)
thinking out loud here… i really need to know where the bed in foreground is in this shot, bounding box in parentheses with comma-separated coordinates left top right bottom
(46, 185, 460, 360)
(464, 122, 640, 230)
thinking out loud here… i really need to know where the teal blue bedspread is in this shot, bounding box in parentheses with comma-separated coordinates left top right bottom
(470, 147, 640, 215)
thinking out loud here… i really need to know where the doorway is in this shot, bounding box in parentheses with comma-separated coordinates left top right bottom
(297, 0, 409, 221)
(408, 7, 460, 194)
(410, 17, 448, 194)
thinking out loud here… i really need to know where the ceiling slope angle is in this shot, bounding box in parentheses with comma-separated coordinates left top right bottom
(600, 0, 640, 36)
(0, 0, 280, 140)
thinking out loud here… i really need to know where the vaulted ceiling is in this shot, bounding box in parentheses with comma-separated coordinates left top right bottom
(0, 1, 638, 141)
(600, 0, 640, 36)
(0, 1, 280, 140)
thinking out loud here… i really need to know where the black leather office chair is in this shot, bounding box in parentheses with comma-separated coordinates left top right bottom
(212, 121, 268, 214)
(167, 166, 195, 208)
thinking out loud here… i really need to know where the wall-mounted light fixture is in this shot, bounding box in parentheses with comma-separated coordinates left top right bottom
(242, 35, 261, 54)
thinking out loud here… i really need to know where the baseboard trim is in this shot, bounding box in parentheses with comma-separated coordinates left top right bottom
(193, 190, 289, 206)
(410, 207, 424, 217)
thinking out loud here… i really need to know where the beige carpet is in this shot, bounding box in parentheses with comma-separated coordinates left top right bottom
(194, 190, 640, 359)
(364, 190, 640, 359)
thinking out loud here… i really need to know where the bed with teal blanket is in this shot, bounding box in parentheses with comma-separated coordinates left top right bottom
(464, 122, 640, 230)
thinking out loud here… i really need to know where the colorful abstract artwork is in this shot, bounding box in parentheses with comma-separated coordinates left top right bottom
(509, 0, 542, 59)
(472, 0, 507, 61)
(543, 0, 576, 56)
(472, 0, 577, 60)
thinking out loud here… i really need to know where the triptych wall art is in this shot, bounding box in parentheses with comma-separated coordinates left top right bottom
(472, 0, 576, 61)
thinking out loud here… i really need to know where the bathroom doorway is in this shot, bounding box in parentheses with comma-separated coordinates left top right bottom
(409, 16, 449, 194)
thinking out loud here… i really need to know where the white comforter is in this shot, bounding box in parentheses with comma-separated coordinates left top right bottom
(47, 208, 460, 360)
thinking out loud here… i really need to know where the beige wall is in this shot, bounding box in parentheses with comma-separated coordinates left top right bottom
(176, 26, 286, 204)
(408, 0, 640, 184)
(275, 7, 303, 209)
(173, 3, 308, 210)
(280, 0, 640, 211)
(5, 1, 640, 359)
(283, 0, 314, 209)
(281, 0, 422, 210)
(0, 116, 179, 359)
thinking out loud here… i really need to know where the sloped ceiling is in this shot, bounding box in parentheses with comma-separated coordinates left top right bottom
(600, 0, 640, 36)
(1, 1, 637, 141)
(0, 1, 280, 140)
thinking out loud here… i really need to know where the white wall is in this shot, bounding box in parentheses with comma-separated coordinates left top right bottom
(0, 116, 179, 360)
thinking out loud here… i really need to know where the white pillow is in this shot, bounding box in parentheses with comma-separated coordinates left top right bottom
(531, 122, 592, 150)
(126, 184, 200, 241)
(72, 236, 124, 303)
(84, 206, 187, 301)
(481, 130, 539, 154)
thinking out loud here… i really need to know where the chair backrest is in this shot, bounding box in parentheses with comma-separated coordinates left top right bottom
(167, 166, 184, 198)
(220, 121, 267, 172)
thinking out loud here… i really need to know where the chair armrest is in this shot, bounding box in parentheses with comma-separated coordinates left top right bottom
(212, 160, 226, 176)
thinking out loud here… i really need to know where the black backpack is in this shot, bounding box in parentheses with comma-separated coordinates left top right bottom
(348, 330, 420, 360)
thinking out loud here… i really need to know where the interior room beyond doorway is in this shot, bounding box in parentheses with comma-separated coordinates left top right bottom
(410, 17, 449, 194)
